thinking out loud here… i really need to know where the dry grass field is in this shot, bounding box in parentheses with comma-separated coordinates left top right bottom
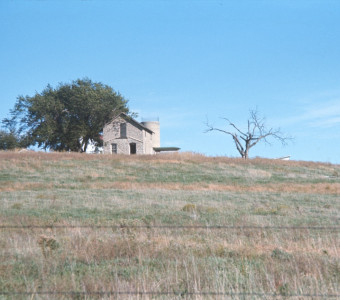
(0, 152, 339, 299)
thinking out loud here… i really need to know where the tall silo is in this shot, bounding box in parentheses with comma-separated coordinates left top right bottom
(141, 119, 160, 148)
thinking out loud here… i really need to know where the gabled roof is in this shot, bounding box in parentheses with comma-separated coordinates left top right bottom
(109, 112, 154, 134)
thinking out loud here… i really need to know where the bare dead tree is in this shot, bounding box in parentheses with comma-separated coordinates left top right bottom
(205, 109, 292, 159)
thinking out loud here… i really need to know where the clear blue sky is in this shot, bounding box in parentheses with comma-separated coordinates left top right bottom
(1, 0, 340, 163)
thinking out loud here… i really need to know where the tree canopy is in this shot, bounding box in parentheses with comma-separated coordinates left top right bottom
(0, 129, 27, 150)
(2, 78, 130, 152)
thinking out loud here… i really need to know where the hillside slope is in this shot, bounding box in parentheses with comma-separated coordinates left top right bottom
(0, 152, 339, 298)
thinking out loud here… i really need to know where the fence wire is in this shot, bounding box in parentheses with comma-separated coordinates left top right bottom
(0, 291, 339, 298)
(1, 225, 340, 230)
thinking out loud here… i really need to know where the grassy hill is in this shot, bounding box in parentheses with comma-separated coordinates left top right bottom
(0, 152, 339, 298)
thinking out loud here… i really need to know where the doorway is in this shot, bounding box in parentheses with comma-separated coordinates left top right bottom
(130, 143, 136, 154)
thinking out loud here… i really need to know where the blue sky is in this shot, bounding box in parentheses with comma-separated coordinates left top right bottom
(1, 0, 340, 163)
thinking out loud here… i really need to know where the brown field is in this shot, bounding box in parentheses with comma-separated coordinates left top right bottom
(0, 152, 339, 299)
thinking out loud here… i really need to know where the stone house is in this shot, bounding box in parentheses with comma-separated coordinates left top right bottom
(103, 113, 160, 154)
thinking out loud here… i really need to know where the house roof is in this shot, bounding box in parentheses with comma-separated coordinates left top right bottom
(110, 112, 154, 134)
(153, 147, 180, 152)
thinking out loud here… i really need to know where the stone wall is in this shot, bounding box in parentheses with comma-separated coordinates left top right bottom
(103, 115, 154, 154)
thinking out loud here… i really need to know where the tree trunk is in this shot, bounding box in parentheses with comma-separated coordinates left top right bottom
(82, 139, 88, 153)
(244, 141, 250, 159)
(244, 151, 249, 159)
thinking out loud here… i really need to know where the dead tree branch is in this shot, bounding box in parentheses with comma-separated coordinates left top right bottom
(205, 110, 292, 159)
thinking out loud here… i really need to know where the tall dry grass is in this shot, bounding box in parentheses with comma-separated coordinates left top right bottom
(1, 227, 339, 297)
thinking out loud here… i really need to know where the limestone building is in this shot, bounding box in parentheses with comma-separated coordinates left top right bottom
(103, 113, 160, 154)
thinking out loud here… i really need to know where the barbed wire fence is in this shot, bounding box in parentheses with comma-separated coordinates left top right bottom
(1, 225, 340, 230)
(0, 291, 339, 298)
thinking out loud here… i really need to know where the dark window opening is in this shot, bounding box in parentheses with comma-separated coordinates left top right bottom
(130, 143, 136, 154)
(120, 123, 127, 138)
(111, 143, 117, 154)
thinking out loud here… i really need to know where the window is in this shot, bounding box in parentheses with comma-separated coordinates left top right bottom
(111, 143, 117, 154)
(120, 123, 127, 138)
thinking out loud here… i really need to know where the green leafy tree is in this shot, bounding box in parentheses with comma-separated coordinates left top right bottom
(3, 78, 130, 152)
(0, 130, 19, 150)
(0, 129, 28, 150)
